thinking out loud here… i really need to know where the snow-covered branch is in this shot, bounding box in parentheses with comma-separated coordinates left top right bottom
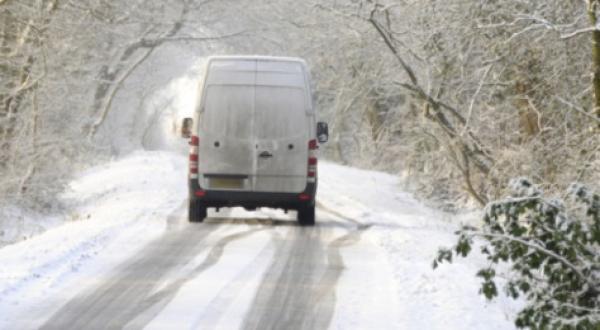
(469, 231, 589, 284)
(437, 178, 600, 328)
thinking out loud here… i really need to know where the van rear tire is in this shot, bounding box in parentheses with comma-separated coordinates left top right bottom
(189, 200, 207, 223)
(297, 204, 315, 226)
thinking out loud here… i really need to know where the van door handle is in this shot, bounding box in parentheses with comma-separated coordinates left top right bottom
(259, 151, 273, 158)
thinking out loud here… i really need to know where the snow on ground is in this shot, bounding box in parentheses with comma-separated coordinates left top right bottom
(0, 151, 186, 328)
(318, 162, 521, 329)
(0, 151, 521, 329)
(0, 206, 62, 248)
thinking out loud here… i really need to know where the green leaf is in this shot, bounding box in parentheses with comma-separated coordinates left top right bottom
(480, 281, 498, 300)
(476, 268, 495, 281)
(455, 238, 472, 257)
(518, 281, 530, 293)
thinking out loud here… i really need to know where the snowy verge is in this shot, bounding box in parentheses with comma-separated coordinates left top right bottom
(0, 151, 186, 328)
(318, 161, 521, 330)
(0, 206, 63, 248)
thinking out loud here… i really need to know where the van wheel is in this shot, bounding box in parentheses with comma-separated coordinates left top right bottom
(189, 200, 207, 223)
(297, 204, 315, 226)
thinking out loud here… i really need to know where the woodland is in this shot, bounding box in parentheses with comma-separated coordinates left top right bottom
(1, 1, 599, 328)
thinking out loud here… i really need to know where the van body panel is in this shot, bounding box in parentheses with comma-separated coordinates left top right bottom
(255, 72, 306, 89)
(199, 84, 255, 192)
(194, 56, 315, 195)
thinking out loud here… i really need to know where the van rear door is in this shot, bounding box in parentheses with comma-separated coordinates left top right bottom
(254, 85, 308, 192)
(253, 60, 309, 193)
(199, 60, 255, 192)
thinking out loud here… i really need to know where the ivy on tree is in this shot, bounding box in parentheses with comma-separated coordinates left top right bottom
(434, 178, 600, 329)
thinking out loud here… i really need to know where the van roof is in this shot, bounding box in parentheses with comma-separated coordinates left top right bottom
(205, 55, 307, 66)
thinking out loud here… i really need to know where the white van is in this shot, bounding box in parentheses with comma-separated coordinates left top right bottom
(182, 56, 328, 226)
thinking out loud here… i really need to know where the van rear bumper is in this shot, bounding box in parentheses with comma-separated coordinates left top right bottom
(188, 179, 316, 210)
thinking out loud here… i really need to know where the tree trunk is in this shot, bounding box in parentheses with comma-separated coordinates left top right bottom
(515, 81, 540, 139)
(588, 0, 600, 125)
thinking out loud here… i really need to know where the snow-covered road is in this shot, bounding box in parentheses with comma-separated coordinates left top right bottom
(0, 151, 519, 329)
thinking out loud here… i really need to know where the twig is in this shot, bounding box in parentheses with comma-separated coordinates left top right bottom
(561, 26, 600, 39)
(461, 65, 492, 137)
(555, 96, 600, 124)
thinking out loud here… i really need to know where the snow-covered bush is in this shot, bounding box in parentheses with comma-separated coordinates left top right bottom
(434, 178, 600, 329)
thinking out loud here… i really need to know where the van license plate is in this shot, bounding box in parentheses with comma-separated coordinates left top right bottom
(210, 178, 244, 189)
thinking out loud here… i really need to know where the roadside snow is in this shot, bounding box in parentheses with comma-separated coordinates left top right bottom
(318, 161, 520, 329)
(0, 151, 186, 328)
(0, 206, 62, 248)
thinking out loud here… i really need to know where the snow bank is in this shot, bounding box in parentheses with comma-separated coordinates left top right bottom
(318, 161, 520, 329)
(0, 206, 62, 248)
(0, 151, 186, 328)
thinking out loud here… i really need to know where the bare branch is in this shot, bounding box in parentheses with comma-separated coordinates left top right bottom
(368, 7, 418, 86)
(560, 25, 600, 39)
(88, 47, 156, 140)
(461, 65, 493, 137)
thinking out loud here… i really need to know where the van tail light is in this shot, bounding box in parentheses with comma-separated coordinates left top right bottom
(298, 193, 311, 201)
(307, 139, 317, 182)
(190, 135, 199, 179)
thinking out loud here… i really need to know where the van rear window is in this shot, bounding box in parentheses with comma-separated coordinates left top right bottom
(255, 86, 307, 140)
(202, 85, 254, 139)
(201, 85, 307, 140)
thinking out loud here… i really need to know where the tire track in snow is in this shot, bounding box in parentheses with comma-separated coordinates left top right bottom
(241, 208, 371, 330)
(189, 229, 284, 329)
(122, 225, 266, 329)
(39, 216, 258, 330)
(241, 226, 326, 330)
(307, 220, 372, 329)
(0, 202, 185, 301)
(316, 201, 362, 226)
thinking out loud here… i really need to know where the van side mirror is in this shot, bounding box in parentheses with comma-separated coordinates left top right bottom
(181, 117, 193, 138)
(317, 122, 328, 143)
